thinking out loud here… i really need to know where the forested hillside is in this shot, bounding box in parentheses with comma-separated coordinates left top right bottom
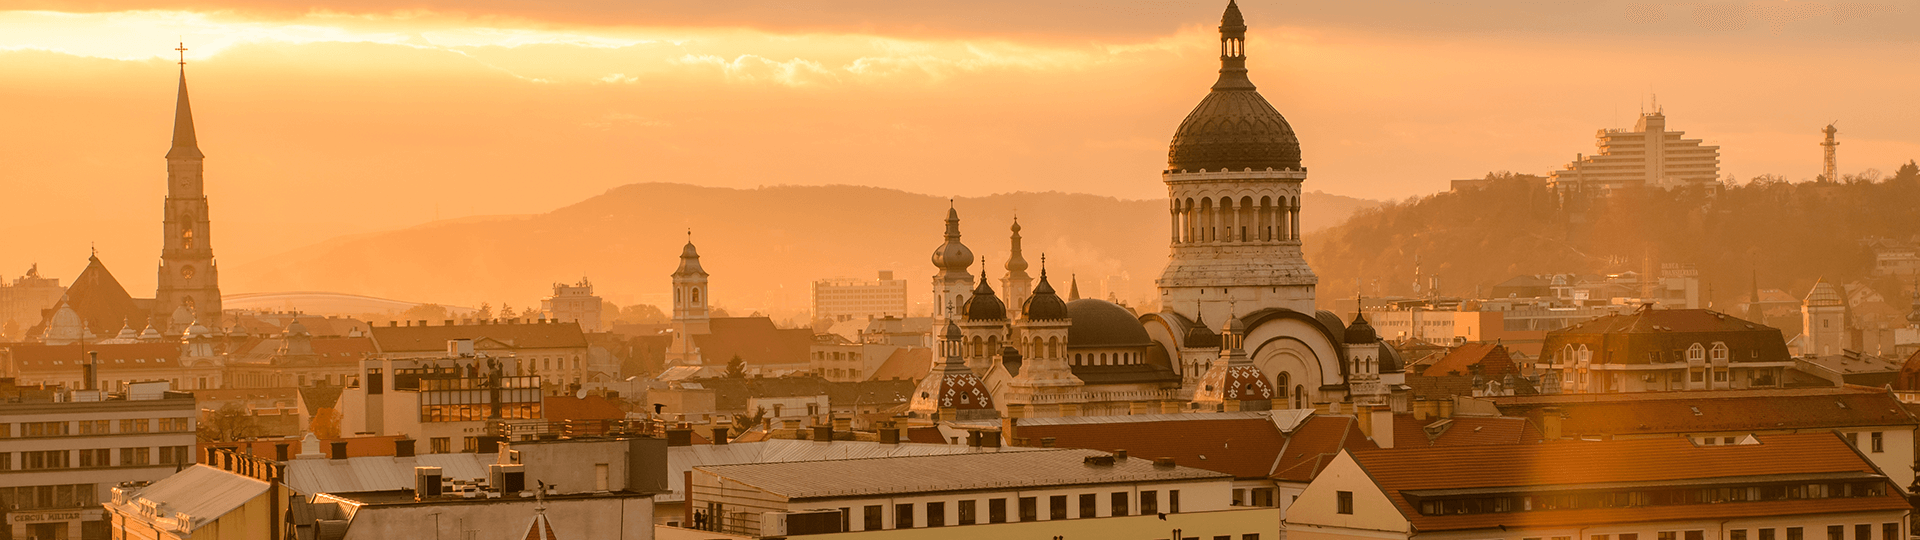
(1305, 163, 1920, 309)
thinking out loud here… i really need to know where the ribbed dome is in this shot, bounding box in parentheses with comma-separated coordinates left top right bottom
(1805, 279, 1843, 307)
(961, 276, 1007, 322)
(930, 207, 974, 273)
(1022, 271, 1070, 321)
(1066, 299, 1151, 347)
(1166, 1, 1302, 173)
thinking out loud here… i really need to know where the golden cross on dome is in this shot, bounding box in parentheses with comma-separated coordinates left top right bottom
(175, 42, 188, 66)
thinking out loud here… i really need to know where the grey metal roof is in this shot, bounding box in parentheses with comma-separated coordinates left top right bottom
(694, 448, 1230, 500)
(116, 465, 270, 532)
(283, 453, 495, 495)
(662, 440, 1037, 502)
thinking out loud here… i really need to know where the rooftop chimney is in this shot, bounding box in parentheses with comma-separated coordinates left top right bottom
(665, 427, 693, 447)
(83, 351, 98, 391)
(395, 439, 416, 458)
(982, 430, 1001, 448)
(1153, 457, 1176, 468)
(711, 427, 730, 445)
(329, 441, 348, 460)
(415, 466, 444, 500)
(879, 426, 901, 445)
(813, 425, 833, 442)
(274, 443, 290, 462)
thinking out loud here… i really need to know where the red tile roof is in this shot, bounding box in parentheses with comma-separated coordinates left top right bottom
(869, 348, 931, 381)
(10, 343, 183, 373)
(1390, 414, 1541, 447)
(370, 321, 587, 353)
(1014, 416, 1288, 479)
(1421, 343, 1518, 379)
(1352, 433, 1910, 530)
(1272, 415, 1378, 482)
(1489, 387, 1918, 437)
(690, 317, 813, 366)
(543, 395, 627, 421)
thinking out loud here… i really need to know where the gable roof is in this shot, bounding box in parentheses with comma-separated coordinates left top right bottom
(1420, 343, 1517, 379)
(369, 321, 586, 353)
(1489, 386, 1919, 436)
(10, 342, 183, 373)
(869, 347, 931, 381)
(46, 255, 151, 335)
(1351, 433, 1909, 530)
(689, 317, 812, 366)
(1271, 414, 1378, 482)
(117, 465, 270, 532)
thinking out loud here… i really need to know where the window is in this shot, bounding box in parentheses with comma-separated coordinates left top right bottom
(463, 437, 478, 453)
(120, 448, 150, 466)
(1688, 532, 1705, 540)
(1141, 490, 1159, 515)
(159, 418, 191, 432)
(1336, 490, 1354, 514)
(863, 505, 882, 530)
(24, 451, 70, 470)
(0, 453, 9, 470)
(1760, 530, 1775, 540)
(1871, 432, 1884, 453)
(78, 420, 110, 435)
(1049, 495, 1067, 520)
(1597, 536, 1613, 540)
(1232, 488, 1246, 505)
(24, 422, 68, 437)
(895, 503, 914, 529)
(1789, 527, 1805, 540)
(1660, 533, 1678, 540)
(1244, 536, 1261, 540)
(120, 419, 149, 433)
(1885, 524, 1900, 540)
(1080, 494, 1097, 518)
(0, 424, 9, 438)
(958, 500, 976, 525)
(1828, 526, 1844, 540)
(1848, 432, 1861, 447)
(431, 437, 451, 454)
(988, 499, 1007, 524)
(1111, 492, 1129, 516)
(159, 446, 190, 465)
(1623, 534, 1640, 540)
(1170, 490, 1181, 513)
(1018, 497, 1037, 522)
(1857, 525, 1871, 540)
(1691, 370, 1705, 382)
(1731, 531, 1746, 540)
(1252, 488, 1275, 507)
(78, 449, 110, 468)
(926, 502, 945, 527)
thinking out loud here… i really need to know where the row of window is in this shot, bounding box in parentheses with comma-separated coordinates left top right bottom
(1412, 481, 1892, 516)
(426, 437, 481, 454)
(419, 404, 541, 423)
(0, 484, 98, 511)
(1525, 524, 1902, 540)
(0, 446, 190, 470)
(0, 418, 192, 438)
(861, 490, 1179, 530)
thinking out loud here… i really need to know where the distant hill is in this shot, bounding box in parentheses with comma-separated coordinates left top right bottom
(1304, 169, 1920, 311)
(227, 183, 1379, 318)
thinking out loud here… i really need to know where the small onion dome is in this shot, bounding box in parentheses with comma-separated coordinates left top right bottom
(961, 274, 1007, 322)
(184, 322, 213, 339)
(1166, 0, 1301, 173)
(930, 207, 974, 273)
(1344, 311, 1377, 344)
(1184, 313, 1220, 349)
(1022, 270, 1070, 321)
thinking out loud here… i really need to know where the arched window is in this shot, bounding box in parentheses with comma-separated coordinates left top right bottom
(675, 289, 682, 304)
(1075, 353, 1083, 365)
(1278, 373, 1291, 396)
(181, 228, 194, 250)
(1293, 386, 1305, 409)
(1046, 337, 1059, 359)
(1710, 343, 1729, 362)
(1687, 343, 1706, 362)
(691, 288, 701, 304)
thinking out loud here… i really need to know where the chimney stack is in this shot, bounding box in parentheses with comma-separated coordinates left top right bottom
(274, 443, 290, 462)
(1542, 407, 1564, 440)
(395, 439, 416, 458)
(83, 351, 99, 391)
(665, 426, 693, 447)
(879, 425, 901, 445)
(329, 441, 348, 460)
(711, 427, 730, 445)
(812, 425, 833, 442)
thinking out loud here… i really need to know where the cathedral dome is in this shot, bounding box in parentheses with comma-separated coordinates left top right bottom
(1166, 1, 1302, 173)
(674, 241, 707, 277)
(961, 276, 1007, 322)
(930, 207, 974, 274)
(1022, 271, 1070, 321)
(1066, 299, 1152, 347)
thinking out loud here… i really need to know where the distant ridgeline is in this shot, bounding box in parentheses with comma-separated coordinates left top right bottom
(1305, 167, 1920, 309)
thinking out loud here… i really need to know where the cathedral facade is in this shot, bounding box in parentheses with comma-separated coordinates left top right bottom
(924, 1, 1401, 423)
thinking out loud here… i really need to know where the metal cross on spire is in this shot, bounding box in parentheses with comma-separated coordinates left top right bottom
(175, 42, 188, 66)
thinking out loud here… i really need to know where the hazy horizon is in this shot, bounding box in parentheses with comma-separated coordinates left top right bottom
(5, 0, 1919, 304)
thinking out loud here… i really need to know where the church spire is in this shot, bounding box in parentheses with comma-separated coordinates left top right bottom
(166, 43, 203, 160)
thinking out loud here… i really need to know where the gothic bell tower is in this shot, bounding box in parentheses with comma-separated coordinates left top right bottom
(154, 47, 222, 326)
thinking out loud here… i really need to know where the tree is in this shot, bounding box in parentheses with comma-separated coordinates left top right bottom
(615, 304, 668, 324)
(310, 407, 343, 439)
(475, 302, 493, 319)
(199, 403, 262, 443)
(725, 355, 747, 378)
(401, 303, 450, 323)
(1892, 160, 1920, 185)
(733, 406, 768, 432)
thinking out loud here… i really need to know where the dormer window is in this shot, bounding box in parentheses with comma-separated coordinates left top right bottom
(1687, 343, 1706, 363)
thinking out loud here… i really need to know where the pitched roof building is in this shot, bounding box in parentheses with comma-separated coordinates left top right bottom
(1535, 306, 1793, 393)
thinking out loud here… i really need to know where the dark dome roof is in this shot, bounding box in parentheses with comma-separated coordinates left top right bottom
(1165, 1, 1301, 173)
(1022, 272, 1069, 321)
(930, 207, 974, 273)
(1066, 299, 1151, 347)
(1344, 312, 1377, 344)
(961, 278, 1007, 322)
(1183, 313, 1220, 349)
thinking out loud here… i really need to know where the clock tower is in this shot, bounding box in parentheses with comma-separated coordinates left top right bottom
(154, 50, 222, 326)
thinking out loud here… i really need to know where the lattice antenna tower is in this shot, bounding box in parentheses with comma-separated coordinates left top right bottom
(1821, 122, 1840, 183)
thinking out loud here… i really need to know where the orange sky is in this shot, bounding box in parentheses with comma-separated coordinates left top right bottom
(2, 1, 1918, 298)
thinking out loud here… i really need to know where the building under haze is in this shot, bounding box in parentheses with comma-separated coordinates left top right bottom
(542, 277, 605, 333)
(810, 271, 909, 325)
(926, 2, 1398, 420)
(1548, 109, 1722, 194)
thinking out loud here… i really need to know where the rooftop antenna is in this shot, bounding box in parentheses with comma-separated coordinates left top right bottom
(1822, 121, 1840, 183)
